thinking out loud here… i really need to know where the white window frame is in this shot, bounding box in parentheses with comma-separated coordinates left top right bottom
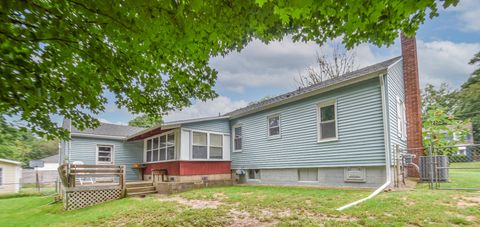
(317, 100, 338, 142)
(267, 114, 281, 139)
(396, 96, 407, 140)
(0, 167, 3, 186)
(190, 130, 224, 160)
(232, 125, 243, 152)
(209, 133, 224, 160)
(144, 131, 176, 163)
(96, 144, 115, 165)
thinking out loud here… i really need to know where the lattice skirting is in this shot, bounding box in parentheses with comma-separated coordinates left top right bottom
(65, 189, 123, 210)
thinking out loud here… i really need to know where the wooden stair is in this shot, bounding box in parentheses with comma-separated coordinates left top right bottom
(126, 181, 157, 196)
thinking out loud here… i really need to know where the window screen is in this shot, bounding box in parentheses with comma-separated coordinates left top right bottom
(268, 115, 280, 137)
(192, 132, 208, 159)
(234, 126, 242, 150)
(209, 134, 223, 159)
(319, 103, 337, 140)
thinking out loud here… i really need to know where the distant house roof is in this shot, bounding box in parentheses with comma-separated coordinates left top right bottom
(63, 119, 146, 139)
(40, 154, 59, 163)
(226, 56, 402, 118)
(0, 158, 22, 165)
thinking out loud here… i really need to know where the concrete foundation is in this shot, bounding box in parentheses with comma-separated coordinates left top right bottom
(154, 179, 233, 194)
(235, 166, 391, 188)
(144, 173, 231, 183)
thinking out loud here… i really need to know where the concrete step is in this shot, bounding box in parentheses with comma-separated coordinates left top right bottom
(126, 186, 156, 193)
(126, 182, 153, 188)
(128, 190, 157, 196)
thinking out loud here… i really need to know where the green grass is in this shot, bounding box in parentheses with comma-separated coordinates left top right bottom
(440, 162, 480, 189)
(1, 184, 479, 226)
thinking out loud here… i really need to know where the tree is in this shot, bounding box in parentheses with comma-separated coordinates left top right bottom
(128, 115, 162, 128)
(0, 116, 58, 166)
(455, 51, 480, 143)
(422, 105, 469, 155)
(421, 83, 455, 118)
(296, 43, 357, 87)
(0, 0, 459, 139)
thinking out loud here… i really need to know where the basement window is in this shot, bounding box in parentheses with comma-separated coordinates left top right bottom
(248, 169, 261, 180)
(298, 168, 318, 182)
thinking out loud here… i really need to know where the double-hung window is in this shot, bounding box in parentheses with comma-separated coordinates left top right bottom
(192, 132, 208, 159)
(396, 97, 407, 140)
(145, 132, 175, 162)
(268, 115, 280, 138)
(209, 134, 223, 159)
(233, 126, 242, 151)
(318, 100, 337, 141)
(97, 145, 114, 164)
(192, 132, 224, 160)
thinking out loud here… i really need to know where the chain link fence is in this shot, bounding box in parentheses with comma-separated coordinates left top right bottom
(0, 169, 59, 197)
(423, 144, 480, 190)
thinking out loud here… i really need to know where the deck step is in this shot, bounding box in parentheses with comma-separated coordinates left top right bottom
(128, 190, 157, 196)
(126, 181, 157, 196)
(126, 186, 156, 193)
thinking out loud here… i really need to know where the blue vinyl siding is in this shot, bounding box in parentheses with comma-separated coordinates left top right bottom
(230, 78, 386, 169)
(182, 119, 230, 134)
(68, 137, 143, 180)
(386, 60, 407, 152)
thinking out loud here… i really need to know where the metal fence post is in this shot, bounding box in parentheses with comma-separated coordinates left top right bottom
(429, 144, 434, 189)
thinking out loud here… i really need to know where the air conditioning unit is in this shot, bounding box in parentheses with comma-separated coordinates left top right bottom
(419, 156, 449, 182)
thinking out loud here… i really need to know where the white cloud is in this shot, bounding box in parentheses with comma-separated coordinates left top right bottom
(163, 96, 248, 122)
(448, 0, 480, 32)
(211, 38, 391, 92)
(98, 118, 127, 125)
(417, 40, 479, 87)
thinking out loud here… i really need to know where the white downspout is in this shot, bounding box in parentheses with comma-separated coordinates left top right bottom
(337, 74, 392, 211)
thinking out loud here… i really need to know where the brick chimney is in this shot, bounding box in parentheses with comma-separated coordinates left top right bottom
(401, 34, 423, 177)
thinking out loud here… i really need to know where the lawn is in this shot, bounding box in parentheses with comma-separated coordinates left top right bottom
(1, 162, 479, 226)
(1, 183, 479, 226)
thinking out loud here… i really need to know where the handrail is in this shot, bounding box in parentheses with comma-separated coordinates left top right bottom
(57, 163, 126, 195)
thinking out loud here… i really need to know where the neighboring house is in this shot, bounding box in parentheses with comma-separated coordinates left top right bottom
(60, 40, 423, 188)
(37, 154, 60, 171)
(0, 159, 22, 194)
(22, 154, 60, 185)
(447, 123, 476, 157)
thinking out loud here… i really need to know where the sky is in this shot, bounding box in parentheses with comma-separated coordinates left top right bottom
(94, 0, 480, 125)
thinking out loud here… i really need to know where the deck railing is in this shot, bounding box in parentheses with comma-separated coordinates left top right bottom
(58, 164, 126, 210)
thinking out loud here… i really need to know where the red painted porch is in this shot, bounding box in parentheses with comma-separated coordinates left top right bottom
(144, 161, 231, 176)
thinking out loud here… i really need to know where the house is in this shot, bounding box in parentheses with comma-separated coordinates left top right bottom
(0, 158, 22, 194)
(59, 37, 423, 188)
(22, 154, 60, 185)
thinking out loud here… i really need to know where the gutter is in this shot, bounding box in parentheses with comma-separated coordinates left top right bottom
(337, 74, 392, 211)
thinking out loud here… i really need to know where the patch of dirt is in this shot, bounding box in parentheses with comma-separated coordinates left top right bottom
(157, 196, 224, 209)
(456, 196, 480, 208)
(228, 209, 278, 227)
(303, 210, 358, 222)
(213, 192, 227, 201)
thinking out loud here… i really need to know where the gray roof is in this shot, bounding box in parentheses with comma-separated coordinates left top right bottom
(226, 56, 401, 117)
(68, 121, 146, 137)
(40, 154, 59, 163)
